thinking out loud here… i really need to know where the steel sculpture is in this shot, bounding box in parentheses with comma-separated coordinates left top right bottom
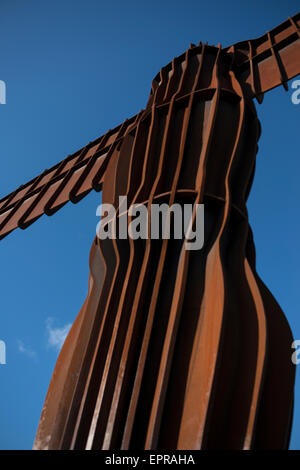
(1, 13, 300, 450)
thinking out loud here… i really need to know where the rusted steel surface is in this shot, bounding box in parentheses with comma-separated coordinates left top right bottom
(0, 13, 299, 241)
(1, 13, 299, 449)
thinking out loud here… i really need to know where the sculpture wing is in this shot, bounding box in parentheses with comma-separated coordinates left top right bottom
(0, 112, 142, 239)
(226, 11, 300, 102)
(1, 12, 299, 239)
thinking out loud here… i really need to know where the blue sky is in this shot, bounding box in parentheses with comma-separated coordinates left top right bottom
(0, 0, 299, 450)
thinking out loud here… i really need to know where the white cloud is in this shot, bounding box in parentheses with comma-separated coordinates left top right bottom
(46, 318, 72, 352)
(17, 340, 37, 360)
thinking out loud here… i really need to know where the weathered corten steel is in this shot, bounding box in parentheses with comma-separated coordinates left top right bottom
(1, 13, 300, 449)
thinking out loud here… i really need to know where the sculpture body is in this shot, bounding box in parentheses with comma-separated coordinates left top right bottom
(0, 13, 299, 450)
